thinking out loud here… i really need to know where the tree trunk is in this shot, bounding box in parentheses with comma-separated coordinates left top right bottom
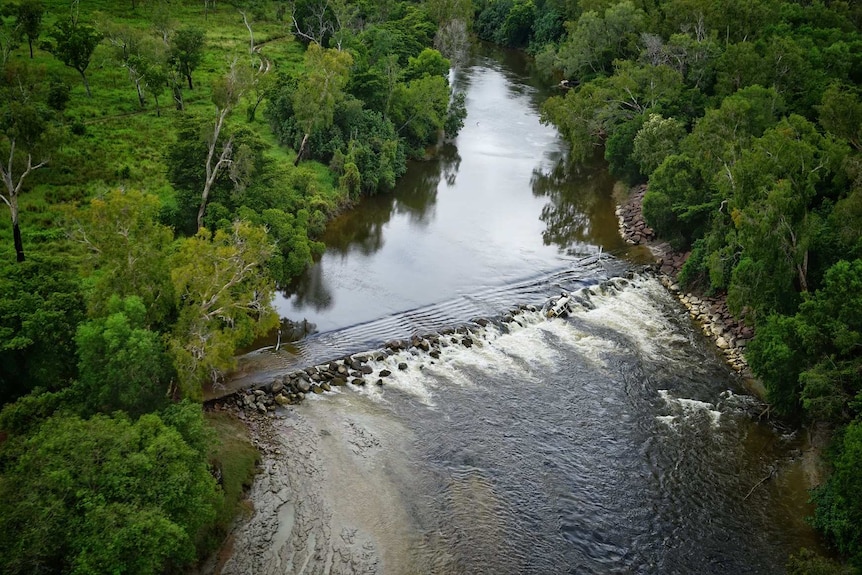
(135, 80, 146, 108)
(294, 133, 309, 166)
(154, 93, 161, 117)
(12, 211, 24, 263)
(172, 84, 184, 110)
(28, 38, 34, 59)
(80, 69, 92, 98)
(187, 72, 194, 90)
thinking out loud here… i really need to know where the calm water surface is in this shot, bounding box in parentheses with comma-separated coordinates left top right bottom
(276, 45, 634, 334)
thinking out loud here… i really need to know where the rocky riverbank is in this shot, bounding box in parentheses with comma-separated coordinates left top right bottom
(616, 185, 755, 379)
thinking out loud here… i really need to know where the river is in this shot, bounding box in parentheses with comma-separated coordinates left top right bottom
(217, 44, 824, 574)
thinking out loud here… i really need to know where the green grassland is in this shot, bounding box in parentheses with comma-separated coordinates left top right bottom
(0, 0, 333, 264)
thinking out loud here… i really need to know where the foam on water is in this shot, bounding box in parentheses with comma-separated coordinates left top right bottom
(658, 389, 722, 428)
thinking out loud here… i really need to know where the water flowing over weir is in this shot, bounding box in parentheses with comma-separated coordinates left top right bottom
(219, 275, 820, 574)
(215, 44, 823, 573)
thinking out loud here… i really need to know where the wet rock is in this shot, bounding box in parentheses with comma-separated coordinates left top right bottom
(274, 393, 290, 406)
(375, 379, 384, 386)
(379, 369, 391, 377)
(351, 378, 366, 386)
(462, 336, 473, 348)
(319, 381, 331, 392)
(311, 384, 323, 394)
(429, 350, 441, 359)
(331, 377, 347, 386)
(360, 365, 374, 375)
(271, 380, 284, 394)
(398, 362, 408, 371)
(296, 379, 311, 393)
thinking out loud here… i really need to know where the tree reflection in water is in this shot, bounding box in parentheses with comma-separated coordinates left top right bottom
(281, 143, 461, 313)
(532, 154, 628, 256)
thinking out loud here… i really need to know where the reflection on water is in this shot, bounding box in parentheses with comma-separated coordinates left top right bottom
(274, 43, 642, 334)
(532, 154, 626, 256)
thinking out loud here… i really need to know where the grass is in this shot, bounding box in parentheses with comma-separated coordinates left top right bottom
(201, 410, 261, 554)
(1, 0, 342, 262)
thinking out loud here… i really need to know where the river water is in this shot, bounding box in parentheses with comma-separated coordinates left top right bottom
(219, 44, 823, 574)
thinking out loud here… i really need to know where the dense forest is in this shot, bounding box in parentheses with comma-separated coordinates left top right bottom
(505, 0, 861, 571)
(0, 0, 466, 571)
(0, 0, 860, 572)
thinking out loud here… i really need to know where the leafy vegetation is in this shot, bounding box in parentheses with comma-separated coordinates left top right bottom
(0, 0, 463, 571)
(532, 0, 862, 568)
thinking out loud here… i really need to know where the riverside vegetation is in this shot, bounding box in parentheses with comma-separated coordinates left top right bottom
(510, 0, 861, 571)
(0, 0, 860, 573)
(0, 0, 466, 572)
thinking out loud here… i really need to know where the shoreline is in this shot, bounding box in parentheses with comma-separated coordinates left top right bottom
(615, 185, 758, 385)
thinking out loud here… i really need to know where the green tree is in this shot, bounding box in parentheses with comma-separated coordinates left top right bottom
(169, 26, 205, 90)
(75, 296, 172, 417)
(197, 60, 252, 229)
(818, 84, 862, 151)
(0, 99, 53, 262)
(292, 42, 353, 164)
(71, 189, 175, 326)
(632, 113, 687, 176)
(555, 1, 645, 79)
(47, 18, 102, 98)
(0, 257, 85, 403)
(13, 0, 43, 59)
(811, 420, 862, 567)
(168, 220, 278, 398)
(0, 406, 220, 575)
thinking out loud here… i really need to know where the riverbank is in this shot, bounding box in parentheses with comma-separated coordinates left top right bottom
(616, 185, 756, 382)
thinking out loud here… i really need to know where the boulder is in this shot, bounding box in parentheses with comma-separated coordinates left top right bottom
(379, 369, 392, 377)
(296, 378, 311, 393)
(271, 380, 284, 394)
(398, 362, 408, 371)
(274, 393, 291, 406)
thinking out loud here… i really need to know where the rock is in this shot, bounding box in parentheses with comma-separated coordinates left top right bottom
(337, 365, 348, 375)
(462, 336, 473, 348)
(274, 393, 291, 406)
(398, 362, 408, 371)
(351, 378, 365, 386)
(716, 336, 729, 350)
(379, 369, 392, 377)
(429, 350, 440, 359)
(319, 381, 331, 392)
(296, 378, 311, 393)
(360, 365, 374, 375)
(311, 384, 323, 394)
(271, 380, 284, 394)
(253, 389, 265, 396)
(256, 402, 268, 414)
(331, 377, 347, 386)
(375, 379, 384, 386)
(350, 359, 363, 370)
